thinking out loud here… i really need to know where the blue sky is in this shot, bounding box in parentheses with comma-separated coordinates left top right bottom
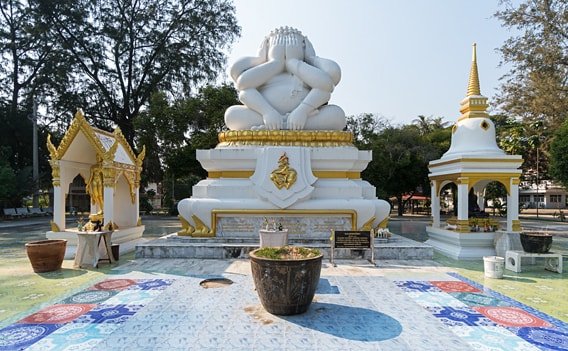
(225, 0, 515, 126)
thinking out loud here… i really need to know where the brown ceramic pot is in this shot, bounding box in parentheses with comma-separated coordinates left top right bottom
(25, 239, 67, 273)
(520, 232, 552, 253)
(250, 248, 322, 315)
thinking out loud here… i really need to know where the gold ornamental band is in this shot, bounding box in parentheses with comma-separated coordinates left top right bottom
(207, 170, 361, 179)
(217, 130, 354, 147)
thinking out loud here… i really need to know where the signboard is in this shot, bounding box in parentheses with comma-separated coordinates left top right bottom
(330, 229, 375, 266)
(334, 231, 371, 249)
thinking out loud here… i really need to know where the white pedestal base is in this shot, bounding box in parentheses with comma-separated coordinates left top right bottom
(425, 226, 496, 260)
(178, 146, 390, 239)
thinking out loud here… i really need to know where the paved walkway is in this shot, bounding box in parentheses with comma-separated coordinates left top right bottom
(0, 216, 566, 350)
(1, 257, 567, 350)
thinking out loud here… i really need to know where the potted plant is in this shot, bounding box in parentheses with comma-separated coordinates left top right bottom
(249, 246, 323, 315)
(259, 218, 288, 248)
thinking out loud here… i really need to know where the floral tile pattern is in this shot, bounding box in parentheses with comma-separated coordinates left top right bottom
(450, 292, 510, 307)
(0, 323, 62, 351)
(399, 274, 568, 351)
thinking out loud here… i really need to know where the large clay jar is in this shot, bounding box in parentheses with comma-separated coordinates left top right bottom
(520, 232, 552, 253)
(250, 248, 322, 315)
(25, 239, 67, 273)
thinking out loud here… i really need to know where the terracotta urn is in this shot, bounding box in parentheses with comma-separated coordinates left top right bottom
(25, 239, 67, 273)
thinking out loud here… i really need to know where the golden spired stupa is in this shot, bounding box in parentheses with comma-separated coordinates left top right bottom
(426, 43, 523, 260)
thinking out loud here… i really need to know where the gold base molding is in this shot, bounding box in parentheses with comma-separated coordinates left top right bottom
(217, 130, 354, 147)
(512, 219, 521, 232)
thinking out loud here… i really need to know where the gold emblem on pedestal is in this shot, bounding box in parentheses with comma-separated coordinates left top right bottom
(270, 153, 297, 190)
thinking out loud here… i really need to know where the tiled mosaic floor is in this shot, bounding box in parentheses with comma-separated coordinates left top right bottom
(1, 264, 566, 350)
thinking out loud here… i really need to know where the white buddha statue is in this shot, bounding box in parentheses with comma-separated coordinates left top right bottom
(225, 27, 346, 131)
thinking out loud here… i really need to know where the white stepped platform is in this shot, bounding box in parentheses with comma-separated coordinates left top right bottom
(425, 226, 496, 260)
(135, 233, 433, 260)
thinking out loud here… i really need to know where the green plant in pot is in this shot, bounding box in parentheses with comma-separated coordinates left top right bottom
(249, 246, 323, 316)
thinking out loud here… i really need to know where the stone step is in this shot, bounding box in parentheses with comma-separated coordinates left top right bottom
(135, 234, 433, 260)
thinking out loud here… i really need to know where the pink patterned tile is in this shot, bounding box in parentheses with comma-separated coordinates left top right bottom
(473, 307, 552, 328)
(18, 304, 96, 324)
(431, 281, 481, 293)
(91, 279, 137, 291)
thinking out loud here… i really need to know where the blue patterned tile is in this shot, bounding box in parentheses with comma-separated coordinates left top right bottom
(103, 290, 162, 305)
(514, 327, 568, 351)
(128, 279, 174, 290)
(59, 290, 118, 305)
(25, 323, 119, 351)
(426, 306, 496, 327)
(394, 280, 442, 292)
(0, 324, 62, 351)
(406, 292, 467, 308)
(450, 292, 510, 307)
(73, 304, 143, 324)
(449, 326, 540, 351)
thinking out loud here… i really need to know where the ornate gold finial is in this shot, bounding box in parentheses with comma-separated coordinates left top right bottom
(75, 108, 85, 120)
(136, 145, 146, 167)
(270, 153, 297, 190)
(46, 134, 59, 160)
(467, 43, 481, 96)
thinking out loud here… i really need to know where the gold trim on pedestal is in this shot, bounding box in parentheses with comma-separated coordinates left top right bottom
(50, 220, 61, 232)
(359, 216, 376, 231)
(512, 219, 521, 232)
(217, 130, 354, 147)
(207, 170, 361, 179)
(455, 219, 471, 233)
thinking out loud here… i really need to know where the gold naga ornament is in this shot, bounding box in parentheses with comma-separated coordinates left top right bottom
(270, 153, 297, 190)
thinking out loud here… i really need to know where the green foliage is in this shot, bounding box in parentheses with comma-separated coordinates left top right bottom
(347, 114, 449, 215)
(494, 0, 568, 130)
(254, 247, 321, 260)
(135, 84, 239, 186)
(35, 0, 240, 145)
(549, 120, 568, 188)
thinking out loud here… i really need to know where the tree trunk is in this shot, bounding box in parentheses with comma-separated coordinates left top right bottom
(397, 195, 404, 217)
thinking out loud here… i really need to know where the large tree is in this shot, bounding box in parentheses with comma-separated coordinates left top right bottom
(347, 114, 443, 216)
(38, 0, 240, 146)
(549, 120, 568, 188)
(0, 0, 55, 116)
(494, 0, 568, 129)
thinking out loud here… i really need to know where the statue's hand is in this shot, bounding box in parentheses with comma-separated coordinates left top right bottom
(285, 34, 304, 61)
(263, 111, 284, 130)
(267, 34, 285, 62)
(304, 38, 316, 65)
(257, 38, 269, 61)
(288, 108, 309, 130)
